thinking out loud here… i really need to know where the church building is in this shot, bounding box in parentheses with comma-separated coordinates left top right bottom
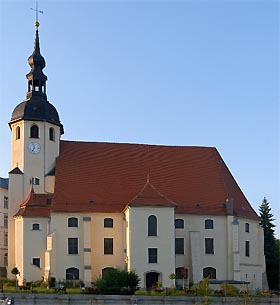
(7, 21, 265, 290)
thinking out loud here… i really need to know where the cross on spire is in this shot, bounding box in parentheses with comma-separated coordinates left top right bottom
(30, 1, 43, 29)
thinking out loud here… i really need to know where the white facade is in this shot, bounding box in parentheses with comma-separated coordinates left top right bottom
(0, 178, 8, 277)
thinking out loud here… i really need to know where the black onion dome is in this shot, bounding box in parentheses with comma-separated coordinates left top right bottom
(10, 96, 64, 134)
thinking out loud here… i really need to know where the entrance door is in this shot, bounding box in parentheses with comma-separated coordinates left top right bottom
(146, 272, 159, 290)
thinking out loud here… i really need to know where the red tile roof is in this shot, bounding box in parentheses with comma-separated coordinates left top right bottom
(48, 140, 259, 220)
(15, 188, 52, 217)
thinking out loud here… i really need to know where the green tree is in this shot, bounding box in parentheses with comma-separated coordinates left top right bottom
(259, 197, 278, 290)
(11, 267, 20, 288)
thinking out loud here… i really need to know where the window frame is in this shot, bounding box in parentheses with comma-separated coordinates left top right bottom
(49, 127, 55, 141)
(32, 223, 40, 230)
(4, 197, 8, 209)
(68, 217, 78, 228)
(104, 218, 113, 228)
(32, 257, 41, 268)
(30, 124, 39, 138)
(175, 219, 184, 229)
(203, 267, 216, 279)
(4, 215, 8, 228)
(205, 219, 214, 229)
(205, 238, 214, 254)
(175, 238, 184, 255)
(148, 215, 157, 236)
(104, 238, 113, 255)
(245, 240, 250, 257)
(68, 238, 79, 255)
(148, 248, 158, 263)
(245, 223, 250, 233)
(16, 126, 20, 140)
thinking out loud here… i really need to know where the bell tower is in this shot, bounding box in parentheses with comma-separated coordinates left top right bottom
(8, 20, 63, 272)
(8, 20, 63, 200)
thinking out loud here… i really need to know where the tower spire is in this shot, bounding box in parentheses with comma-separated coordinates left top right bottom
(26, 3, 47, 99)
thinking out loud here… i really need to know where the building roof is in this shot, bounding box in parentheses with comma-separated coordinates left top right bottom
(15, 189, 52, 217)
(47, 140, 259, 220)
(0, 178, 9, 189)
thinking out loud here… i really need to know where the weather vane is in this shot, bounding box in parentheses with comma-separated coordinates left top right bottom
(30, 1, 43, 29)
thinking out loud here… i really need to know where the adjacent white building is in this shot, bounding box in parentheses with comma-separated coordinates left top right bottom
(0, 177, 8, 277)
(7, 22, 266, 291)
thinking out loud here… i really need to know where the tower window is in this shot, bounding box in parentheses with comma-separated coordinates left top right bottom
(245, 223, 250, 233)
(148, 215, 157, 236)
(16, 126, 20, 140)
(30, 124, 39, 138)
(49, 127, 55, 141)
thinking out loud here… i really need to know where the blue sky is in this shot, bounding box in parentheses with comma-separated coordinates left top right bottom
(0, 0, 279, 236)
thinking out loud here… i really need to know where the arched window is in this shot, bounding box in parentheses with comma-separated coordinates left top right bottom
(102, 267, 116, 278)
(148, 215, 157, 236)
(205, 219, 214, 229)
(16, 126, 20, 140)
(104, 218, 113, 228)
(175, 267, 188, 279)
(175, 219, 184, 229)
(68, 217, 78, 227)
(30, 124, 39, 138)
(66, 267, 79, 280)
(32, 223, 40, 230)
(203, 267, 216, 279)
(49, 127, 55, 141)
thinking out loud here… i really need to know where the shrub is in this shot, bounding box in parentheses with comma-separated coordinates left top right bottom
(220, 283, 239, 296)
(94, 268, 140, 295)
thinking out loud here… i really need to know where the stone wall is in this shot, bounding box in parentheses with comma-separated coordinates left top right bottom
(1, 293, 279, 305)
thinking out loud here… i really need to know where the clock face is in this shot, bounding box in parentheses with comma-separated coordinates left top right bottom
(28, 142, 41, 154)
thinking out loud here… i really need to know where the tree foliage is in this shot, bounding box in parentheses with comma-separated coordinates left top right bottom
(95, 268, 140, 295)
(259, 197, 279, 290)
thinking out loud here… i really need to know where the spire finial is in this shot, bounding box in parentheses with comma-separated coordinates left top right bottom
(30, 1, 43, 29)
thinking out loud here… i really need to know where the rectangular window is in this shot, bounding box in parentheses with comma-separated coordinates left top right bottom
(148, 248, 158, 263)
(245, 223, 250, 233)
(205, 238, 214, 254)
(4, 197, 8, 209)
(175, 238, 184, 254)
(32, 258, 40, 268)
(68, 238, 78, 254)
(104, 238, 113, 255)
(4, 254, 8, 266)
(245, 241, 250, 257)
(4, 215, 8, 228)
(4, 233, 8, 247)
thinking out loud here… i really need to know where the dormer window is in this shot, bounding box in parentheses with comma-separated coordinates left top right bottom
(30, 124, 39, 138)
(49, 127, 55, 141)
